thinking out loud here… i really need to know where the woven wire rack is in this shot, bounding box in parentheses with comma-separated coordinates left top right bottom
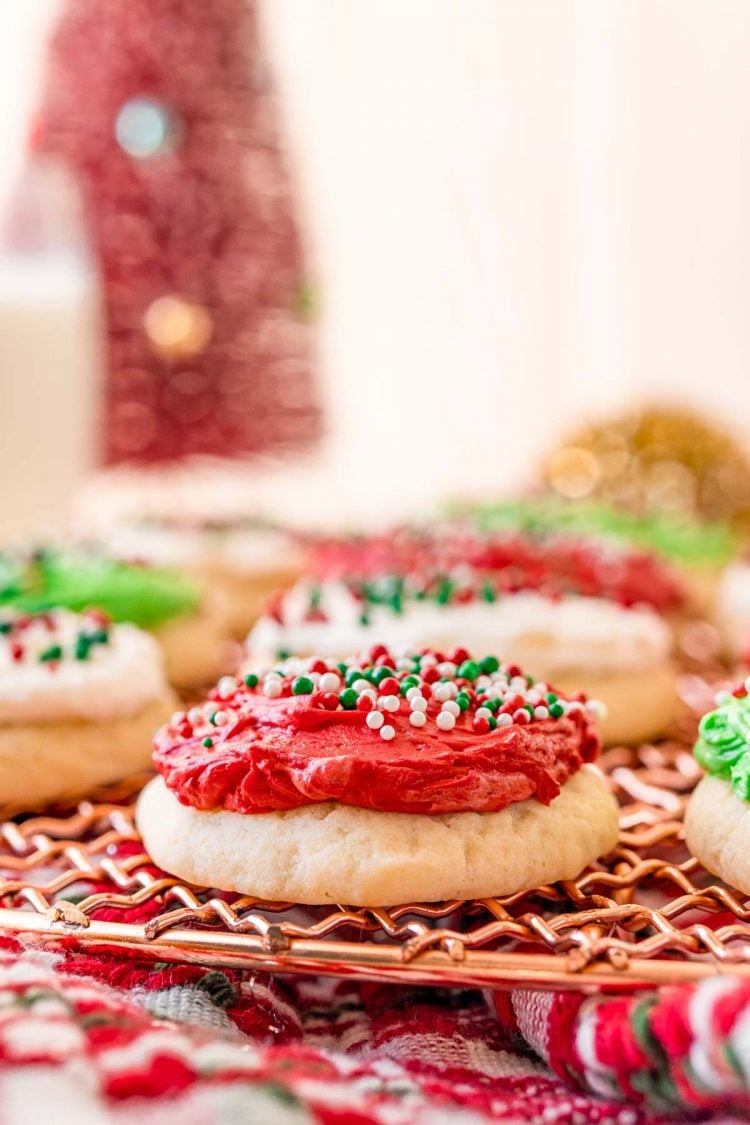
(0, 665, 748, 994)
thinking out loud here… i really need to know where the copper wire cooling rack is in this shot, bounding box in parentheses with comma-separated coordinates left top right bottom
(1, 678, 749, 993)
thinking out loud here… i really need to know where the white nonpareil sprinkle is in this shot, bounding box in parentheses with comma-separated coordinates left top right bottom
(533, 706, 549, 721)
(262, 678, 282, 698)
(366, 710, 384, 730)
(318, 672, 341, 693)
(475, 707, 492, 720)
(436, 711, 456, 731)
(409, 695, 428, 712)
(379, 695, 400, 712)
(380, 724, 396, 741)
(409, 710, 427, 727)
(586, 699, 608, 720)
(496, 713, 513, 727)
(437, 661, 457, 677)
(441, 700, 460, 716)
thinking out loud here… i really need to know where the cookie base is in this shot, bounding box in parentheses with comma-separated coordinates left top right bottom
(554, 662, 678, 746)
(685, 774, 750, 894)
(154, 598, 226, 692)
(194, 566, 300, 639)
(136, 766, 619, 906)
(0, 694, 175, 812)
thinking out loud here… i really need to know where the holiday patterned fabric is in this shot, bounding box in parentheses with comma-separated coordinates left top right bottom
(0, 924, 749, 1123)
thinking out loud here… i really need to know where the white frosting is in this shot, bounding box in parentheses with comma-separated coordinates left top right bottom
(716, 560, 750, 658)
(0, 611, 169, 725)
(101, 522, 298, 575)
(247, 581, 671, 677)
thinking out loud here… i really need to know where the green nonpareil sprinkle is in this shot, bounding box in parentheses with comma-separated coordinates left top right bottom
(39, 644, 62, 663)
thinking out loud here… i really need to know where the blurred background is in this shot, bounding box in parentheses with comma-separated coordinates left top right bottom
(2, 0, 750, 534)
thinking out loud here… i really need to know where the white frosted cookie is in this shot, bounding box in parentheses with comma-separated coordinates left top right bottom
(137, 648, 619, 905)
(685, 682, 750, 893)
(247, 577, 677, 745)
(0, 610, 175, 810)
(0, 546, 227, 694)
(73, 464, 302, 638)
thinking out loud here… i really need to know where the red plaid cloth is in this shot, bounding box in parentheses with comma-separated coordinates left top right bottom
(0, 928, 748, 1123)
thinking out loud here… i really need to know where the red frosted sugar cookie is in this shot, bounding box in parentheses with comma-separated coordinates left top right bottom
(137, 646, 619, 905)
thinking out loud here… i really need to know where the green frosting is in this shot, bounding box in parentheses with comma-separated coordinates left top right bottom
(695, 688, 750, 801)
(447, 498, 737, 567)
(0, 549, 200, 631)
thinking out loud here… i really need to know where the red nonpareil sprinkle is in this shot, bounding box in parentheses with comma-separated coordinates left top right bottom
(10, 642, 23, 663)
(378, 677, 400, 696)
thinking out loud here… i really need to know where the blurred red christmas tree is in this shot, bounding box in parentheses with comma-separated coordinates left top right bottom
(38, 0, 321, 465)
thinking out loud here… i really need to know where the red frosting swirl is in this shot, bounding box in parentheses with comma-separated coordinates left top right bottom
(153, 651, 601, 816)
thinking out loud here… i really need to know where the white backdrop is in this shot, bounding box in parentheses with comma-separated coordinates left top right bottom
(2, 1, 750, 529)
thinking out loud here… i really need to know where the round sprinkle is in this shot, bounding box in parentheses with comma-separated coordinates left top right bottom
(475, 706, 493, 721)
(202, 737, 213, 748)
(455, 691, 472, 712)
(457, 659, 480, 681)
(409, 695, 428, 712)
(378, 676, 400, 696)
(218, 676, 238, 696)
(432, 683, 452, 703)
(263, 677, 282, 698)
(339, 688, 359, 710)
(481, 655, 500, 674)
(497, 713, 513, 727)
(292, 676, 315, 696)
(586, 699, 608, 720)
(472, 715, 490, 734)
(366, 710, 384, 730)
(243, 673, 259, 688)
(441, 700, 460, 717)
(352, 678, 371, 693)
(380, 724, 396, 741)
(533, 705, 550, 721)
(318, 672, 341, 693)
(436, 711, 456, 731)
(409, 710, 427, 727)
